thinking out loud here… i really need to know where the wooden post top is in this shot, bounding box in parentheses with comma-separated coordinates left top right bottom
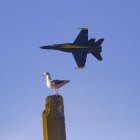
(43, 95, 64, 117)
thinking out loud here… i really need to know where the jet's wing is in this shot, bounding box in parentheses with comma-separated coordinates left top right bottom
(72, 51, 87, 68)
(74, 28, 88, 45)
(91, 52, 102, 61)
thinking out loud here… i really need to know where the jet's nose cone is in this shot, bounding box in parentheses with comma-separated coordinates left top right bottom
(40, 46, 46, 49)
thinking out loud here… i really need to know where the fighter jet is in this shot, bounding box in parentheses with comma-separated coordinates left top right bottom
(40, 28, 104, 68)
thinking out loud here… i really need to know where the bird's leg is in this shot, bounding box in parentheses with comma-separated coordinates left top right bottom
(55, 89, 59, 95)
(54, 89, 57, 94)
(54, 89, 59, 95)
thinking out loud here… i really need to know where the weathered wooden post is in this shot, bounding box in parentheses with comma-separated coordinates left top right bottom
(42, 95, 66, 140)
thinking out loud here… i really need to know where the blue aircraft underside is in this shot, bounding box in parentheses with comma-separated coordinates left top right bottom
(40, 28, 104, 68)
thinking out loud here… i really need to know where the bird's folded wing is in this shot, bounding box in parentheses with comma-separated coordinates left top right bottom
(50, 80, 65, 85)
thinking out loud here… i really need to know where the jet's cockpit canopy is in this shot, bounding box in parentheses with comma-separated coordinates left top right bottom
(52, 44, 59, 47)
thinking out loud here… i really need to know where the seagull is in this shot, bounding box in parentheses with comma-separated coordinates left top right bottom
(42, 72, 70, 94)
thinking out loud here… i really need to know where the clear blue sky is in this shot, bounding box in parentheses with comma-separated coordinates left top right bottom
(0, 0, 140, 140)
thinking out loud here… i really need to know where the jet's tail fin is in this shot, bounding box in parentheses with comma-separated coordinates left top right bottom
(88, 38, 96, 45)
(91, 38, 104, 61)
(88, 38, 104, 48)
(95, 38, 104, 47)
(91, 52, 102, 61)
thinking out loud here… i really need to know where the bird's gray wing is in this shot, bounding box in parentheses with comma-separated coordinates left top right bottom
(50, 80, 65, 85)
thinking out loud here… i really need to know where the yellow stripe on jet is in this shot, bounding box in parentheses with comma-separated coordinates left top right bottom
(79, 28, 88, 30)
(61, 45, 89, 49)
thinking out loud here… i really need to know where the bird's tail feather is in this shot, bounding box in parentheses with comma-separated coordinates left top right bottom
(65, 80, 70, 83)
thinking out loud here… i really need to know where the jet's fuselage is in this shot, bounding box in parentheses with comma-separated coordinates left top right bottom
(40, 43, 98, 53)
(40, 28, 104, 68)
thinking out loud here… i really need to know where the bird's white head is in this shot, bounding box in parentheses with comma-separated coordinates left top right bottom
(42, 72, 50, 76)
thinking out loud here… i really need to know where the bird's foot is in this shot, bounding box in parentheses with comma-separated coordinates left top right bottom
(54, 89, 59, 96)
(55, 92, 59, 96)
(53, 91, 59, 96)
